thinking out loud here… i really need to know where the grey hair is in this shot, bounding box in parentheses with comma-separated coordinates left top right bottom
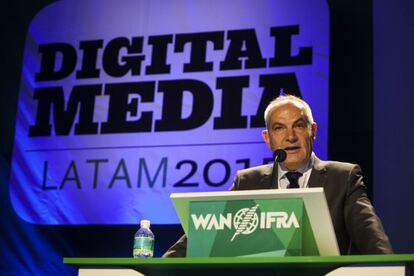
(263, 95, 314, 128)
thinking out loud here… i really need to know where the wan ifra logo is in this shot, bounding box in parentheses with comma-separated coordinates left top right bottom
(190, 204, 299, 242)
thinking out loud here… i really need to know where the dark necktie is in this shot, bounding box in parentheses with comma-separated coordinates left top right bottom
(285, 172, 302, 189)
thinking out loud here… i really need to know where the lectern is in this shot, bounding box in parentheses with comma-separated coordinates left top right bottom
(64, 188, 414, 275)
(171, 188, 339, 257)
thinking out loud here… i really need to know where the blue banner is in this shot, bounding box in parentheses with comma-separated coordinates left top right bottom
(10, 0, 329, 224)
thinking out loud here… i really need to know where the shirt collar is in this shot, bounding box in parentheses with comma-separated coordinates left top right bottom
(278, 152, 315, 181)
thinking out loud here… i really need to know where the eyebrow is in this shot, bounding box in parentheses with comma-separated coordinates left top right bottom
(293, 118, 308, 125)
(270, 117, 308, 128)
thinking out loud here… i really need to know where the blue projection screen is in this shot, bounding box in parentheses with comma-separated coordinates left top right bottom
(9, 0, 329, 224)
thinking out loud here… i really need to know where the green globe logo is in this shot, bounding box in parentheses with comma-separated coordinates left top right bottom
(230, 204, 259, 242)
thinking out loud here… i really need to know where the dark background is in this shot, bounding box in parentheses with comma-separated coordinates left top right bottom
(1, 0, 413, 275)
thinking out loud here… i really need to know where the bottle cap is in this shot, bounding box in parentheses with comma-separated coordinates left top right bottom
(140, 219, 150, 228)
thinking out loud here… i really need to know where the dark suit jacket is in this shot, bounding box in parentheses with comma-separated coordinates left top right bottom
(163, 156, 393, 257)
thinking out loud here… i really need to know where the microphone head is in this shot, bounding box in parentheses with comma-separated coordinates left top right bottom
(273, 149, 287, 162)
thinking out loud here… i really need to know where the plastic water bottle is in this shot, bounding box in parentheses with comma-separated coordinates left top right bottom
(133, 219, 154, 258)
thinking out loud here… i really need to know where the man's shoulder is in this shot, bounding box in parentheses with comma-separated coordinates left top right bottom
(315, 158, 360, 173)
(237, 164, 273, 176)
(232, 164, 273, 190)
(235, 158, 361, 176)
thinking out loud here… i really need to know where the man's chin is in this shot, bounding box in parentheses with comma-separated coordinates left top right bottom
(283, 157, 306, 171)
(283, 163, 300, 171)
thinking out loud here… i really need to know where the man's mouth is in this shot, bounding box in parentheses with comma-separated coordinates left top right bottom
(284, 146, 301, 152)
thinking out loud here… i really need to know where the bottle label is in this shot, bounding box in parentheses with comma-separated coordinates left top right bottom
(133, 236, 154, 257)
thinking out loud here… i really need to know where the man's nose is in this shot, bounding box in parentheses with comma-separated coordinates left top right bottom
(286, 127, 298, 142)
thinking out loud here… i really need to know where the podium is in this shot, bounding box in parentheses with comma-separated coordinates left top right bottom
(64, 255, 414, 275)
(65, 189, 412, 275)
(171, 188, 339, 257)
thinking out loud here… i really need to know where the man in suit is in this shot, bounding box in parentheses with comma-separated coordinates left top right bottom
(163, 95, 392, 257)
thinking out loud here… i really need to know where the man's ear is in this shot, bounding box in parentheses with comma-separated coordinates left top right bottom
(311, 123, 317, 140)
(261, 129, 271, 149)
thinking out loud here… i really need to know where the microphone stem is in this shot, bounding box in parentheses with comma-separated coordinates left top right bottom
(271, 157, 279, 189)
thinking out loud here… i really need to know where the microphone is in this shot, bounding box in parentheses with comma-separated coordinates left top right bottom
(273, 149, 287, 163)
(271, 149, 286, 188)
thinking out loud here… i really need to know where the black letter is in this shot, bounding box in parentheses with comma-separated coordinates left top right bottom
(145, 35, 173, 75)
(175, 31, 224, 72)
(220, 29, 266, 70)
(60, 160, 81, 189)
(137, 158, 168, 188)
(29, 85, 101, 136)
(76, 40, 103, 79)
(36, 43, 77, 81)
(42, 161, 57, 190)
(269, 25, 312, 67)
(103, 37, 144, 77)
(101, 81, 155, 134)
(86, 159, 108, 189)
(155, 79, 213, 131)
(213, 76, 248, 129)
(250, 73, 301, 127)
(109, 159, 131, 188)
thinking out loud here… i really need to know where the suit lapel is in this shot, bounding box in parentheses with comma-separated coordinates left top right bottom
(260, 164, 275, 189)
(258, 157, 327, 189)
(308, 156, 328, 188)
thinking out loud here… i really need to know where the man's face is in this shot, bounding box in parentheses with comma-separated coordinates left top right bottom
(262, 102, 317, 171)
